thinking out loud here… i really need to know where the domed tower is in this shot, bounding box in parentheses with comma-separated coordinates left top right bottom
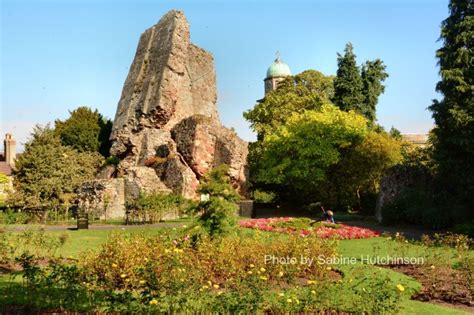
(264, 52, 291, 95)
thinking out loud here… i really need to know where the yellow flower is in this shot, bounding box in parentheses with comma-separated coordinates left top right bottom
(182, 225, 187, 228)
(249, 264, 255, 268)
(111, 263, 118, 268)
(307, 280, 317, 285)
(139, 280, 146, 285)
(207, 280, 212, 286)
(279, 292, 285, 297)
(164, 249, 171, 253)
(217, 291, 223, 295)
(326, 266, 332, 271)
(202, 285, 209, 289)
(260, 267, 266, 272)
(213, 284, 220, 289)
(120, 274, 127, 278)
(278, 271, 284, 277)
(247, 271, 253, 275)
(286, 298, 292, 303)
(311, 290, 316, 295)
(430, 265, 435, 270)
(149, 299, 158, 306)
(396, 284, 405, 292)
(259, 276, 268, 281)
(349, 278, 353, 283)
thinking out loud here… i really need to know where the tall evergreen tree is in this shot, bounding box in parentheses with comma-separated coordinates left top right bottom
(12, 125, 102, 218)
(55, 106, 112, 157)
(333, 43, 365, 114)
(429, 0, 474, 214)
(361, 60, 389, 123)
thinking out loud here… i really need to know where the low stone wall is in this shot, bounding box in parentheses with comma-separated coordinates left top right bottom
(375, 165, 432, 222)
(77, 178, 126, 220)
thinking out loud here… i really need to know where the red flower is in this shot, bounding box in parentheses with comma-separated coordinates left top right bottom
(239, 217, 380, 239)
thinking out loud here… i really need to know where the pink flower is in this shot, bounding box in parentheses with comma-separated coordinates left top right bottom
(239, 218, 379, 239)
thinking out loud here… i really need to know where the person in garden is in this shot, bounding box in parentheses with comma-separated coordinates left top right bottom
(321, 206, 335, 224)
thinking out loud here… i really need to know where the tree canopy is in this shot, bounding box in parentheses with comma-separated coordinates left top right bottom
(333, 43, 388, 123)
(361, 60, 389, 123)
(429, 0, 474, 215)
(243, 70, 334, 139)
(11, 125, 103, 217)
(252, 104, 401, 208)
(333, 43, 365, 115)
(55, 106, 112, 157)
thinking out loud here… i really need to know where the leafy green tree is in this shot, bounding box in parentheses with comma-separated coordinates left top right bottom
(253, 104, 401, 209)
(196, 164, 240, 238)
(326, 131, 402, 207)
(254, 104, 367, 201)
(429, 0, 474, 216)
(244, 70, 334, 139)
(333, 43, 365, 115)
(55, 106, 112, 156)
(361, 60, 389, 123)
(11, 125, 103, 219)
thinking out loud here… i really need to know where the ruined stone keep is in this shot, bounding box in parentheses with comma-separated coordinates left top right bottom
(78, 10, 248, 219)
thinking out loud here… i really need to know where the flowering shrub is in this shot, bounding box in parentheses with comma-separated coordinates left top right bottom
(79, 229, 337, 292)
(0, 228, 405, 313)
(239, 217, 380, 239)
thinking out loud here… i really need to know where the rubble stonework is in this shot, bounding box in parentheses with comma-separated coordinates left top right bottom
(375, 166, 432, 223)
(78, 10, 248, 219)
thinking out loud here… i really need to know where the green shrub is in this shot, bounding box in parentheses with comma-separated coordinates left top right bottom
(103, 155, 120, 166)
(0, 228, 68, 265)
(270, 217, 341, 230)
(195, 165, 240, 238)
(126, 192, 194, 223)
(253, 190, 276, 203)
(0, 209, 33, 224)
(198, 198, 238, 237)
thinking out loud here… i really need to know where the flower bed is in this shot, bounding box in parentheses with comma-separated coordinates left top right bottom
(239, 217, 380, 239)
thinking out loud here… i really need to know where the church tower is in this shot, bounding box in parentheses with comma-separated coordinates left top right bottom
(264, 52, 291, 94)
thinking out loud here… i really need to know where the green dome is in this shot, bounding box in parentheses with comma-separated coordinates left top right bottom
(266, 56, 291, 79)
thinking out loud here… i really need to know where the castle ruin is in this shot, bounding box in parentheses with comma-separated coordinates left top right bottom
(78, 10, 248, 219)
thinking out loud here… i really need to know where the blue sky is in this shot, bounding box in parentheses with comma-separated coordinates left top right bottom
(1, 0, 448, 151)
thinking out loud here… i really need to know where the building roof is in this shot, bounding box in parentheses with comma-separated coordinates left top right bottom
(266, 55, 291, 79)
(0, 162, 12, 176)
(402, 134, 429, 146)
